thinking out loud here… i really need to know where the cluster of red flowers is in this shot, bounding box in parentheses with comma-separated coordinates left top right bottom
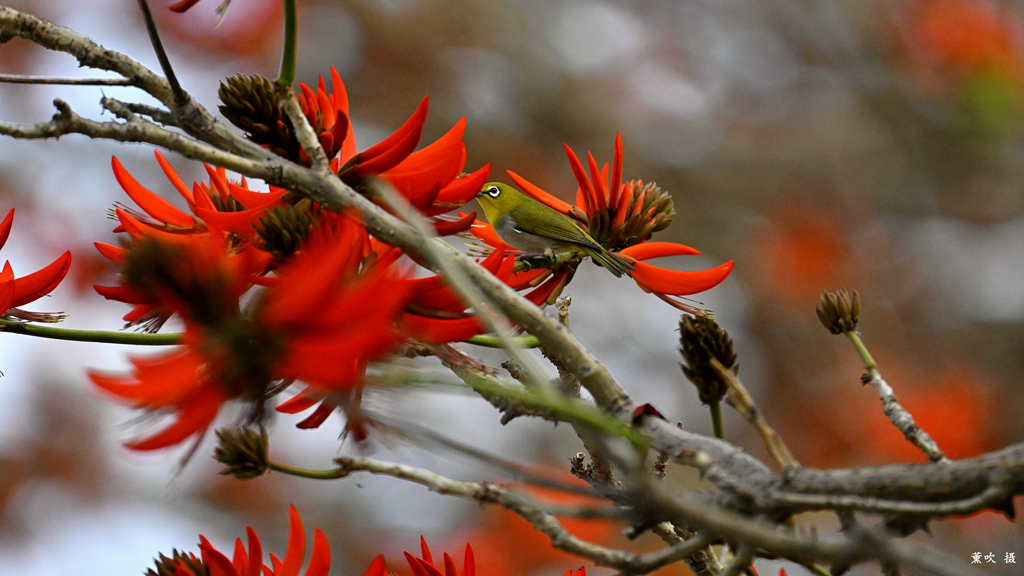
(151, 505, 585, 576)
(0, 64, 732, 452)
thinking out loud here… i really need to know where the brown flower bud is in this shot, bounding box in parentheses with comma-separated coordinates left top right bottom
(254, 202, 317, 260)
(146, 550, 208, 576)
(816, 289, 861, 334)
(214, 426, 269, 479)
(679, 314, 737, 404)
(218, 74, 300, 162)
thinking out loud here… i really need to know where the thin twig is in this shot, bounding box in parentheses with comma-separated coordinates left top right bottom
(326, 456, 710, 575)
(845, 330, 948, 463)
(0, 74, 133, 85)
(136, 0, 186, 105)
(711, 357, 800, 472)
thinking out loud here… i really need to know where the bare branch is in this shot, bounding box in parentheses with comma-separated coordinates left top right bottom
(0, 73, 133, 85)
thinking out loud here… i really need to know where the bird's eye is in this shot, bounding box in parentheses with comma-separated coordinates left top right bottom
(487, 186, 501, 198)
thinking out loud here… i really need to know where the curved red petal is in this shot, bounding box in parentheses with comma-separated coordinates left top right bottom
(154, 150, 196, 206)
(362, 556, 387, 576)
(0, 208, 14, 250)
(619, 242, 701, 260)
(94, 242, 128, 263)
(432, 212, 476, 236)
(467, 219, 514, 251)
(278, 506, 306, 576)
(245, 527, 264, 576)
(169, 0, 202, 12)
(195, 205, 277, 235)
(632, 260, 734, 296)
(0, 262, 16, 312)
(506, 171, 573, 214)
(199, 538, 237, 576)
(124, 388, 223, 451)
(400, 313, 483, 343)
(354, 97, 429, 176)
(610, 133, 623, 210)
(443, 553, 457, 576)
(295, 402, 336, 429)
(563, 144, 596, 213)
(420, 536, 433, 565)
(586, 152, 607, 211)
(276, 392, 321, 414)
(11, 251, 71, 307)
(463, 545, 475, 576)
(382, 117, 467, 200)
(227, 181, 286, 210)
(112, 157, 195, 228)
(90, 350, 203, 406)
(433, 164, 492, 209)
(303, 529, 331, 576)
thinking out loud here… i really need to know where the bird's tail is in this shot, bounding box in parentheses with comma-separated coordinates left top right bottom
(589, 247, 635, 278)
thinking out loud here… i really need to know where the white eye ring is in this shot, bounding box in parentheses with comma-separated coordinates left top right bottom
(487, 185, 501, 198)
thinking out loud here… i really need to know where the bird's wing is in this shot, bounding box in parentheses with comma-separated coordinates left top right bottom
(511, 206, 602, 250)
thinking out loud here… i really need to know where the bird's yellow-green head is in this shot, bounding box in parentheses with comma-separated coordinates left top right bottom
(476, 182, 527, 225)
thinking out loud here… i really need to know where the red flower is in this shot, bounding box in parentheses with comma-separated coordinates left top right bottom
(90, 214, 413, 450)
(0, 207, 72, 320)
(471, 133, 733, 311)
(96, 153, 288, 329)
(404, 538, 476, 576)
(306, 68, 489, 231)
(151, 505, 330, 576)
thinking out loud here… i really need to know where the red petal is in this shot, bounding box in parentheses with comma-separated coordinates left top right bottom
(463, 545, 474, 576)
(154, 150, 196, 206)
(295, 402, 336, 429)
(0, 208, 14, 250)
(196, 205, 277, 235)
(382, 118, 467, 201)
(361, 557, 387, 576)
(0, 262, 15, 312)
(432, 212, 476, 236)
(353, 98, 429, 176)
(432, 164, 492, 210)
(609, 133, 623, 210)
(586, 152, 607, 211)
(467, 219, 514, 251)
(632, 260, 734, 296)
(276, 391, 321, 414)
(90, 349, 203, 406)
(563, 144, 596, 214)
(304, 529, 331, 576)
(94, 242, 128, 263)
(420, 537, 433, 565)
(94, 284, 149, 304)
(199, 538, 237, 576)
(506, 171, 573, 214)
(112, 157, 194, 228)
(244, 527, 264, 576)
(124, 388, 223, 451)
(400, 313, 482, 343)
(278, 506, 306, 576)
(443, 554, 457, 576)
(227, 181, 286, 209)
(168, 0, 202, 12)
(11, 251, 71, 307)
(619, 242, 701, 260)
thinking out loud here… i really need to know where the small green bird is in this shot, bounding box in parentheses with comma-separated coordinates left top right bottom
(476, 182, 634, 278)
